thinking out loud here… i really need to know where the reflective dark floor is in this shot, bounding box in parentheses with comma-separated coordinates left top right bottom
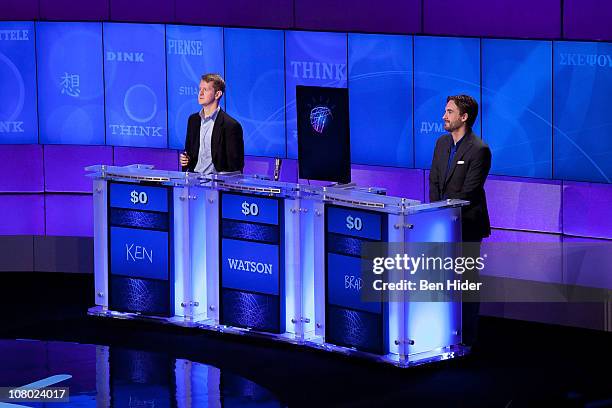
(2, 273, 612, 407)
(0, 339, 283, 407)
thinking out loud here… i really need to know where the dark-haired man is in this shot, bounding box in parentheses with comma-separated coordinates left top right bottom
(430, 95, 491, 242)
(429, 94, 491, 347)
(180, 73, 244, 174)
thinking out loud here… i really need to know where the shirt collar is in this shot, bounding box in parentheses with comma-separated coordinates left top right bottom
(200, 106, 220, 121)
(452, 130, 469, 148)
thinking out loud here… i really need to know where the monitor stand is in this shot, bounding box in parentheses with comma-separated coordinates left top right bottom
(325, 182, 386, 195)
(328, 182, 357, 189)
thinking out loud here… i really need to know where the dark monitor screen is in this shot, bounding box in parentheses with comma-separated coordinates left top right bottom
(296, 86, 351, 184)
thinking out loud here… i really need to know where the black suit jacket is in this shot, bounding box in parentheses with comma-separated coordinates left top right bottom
(429, 131, 492, 241)
(182, 109, 245, 173)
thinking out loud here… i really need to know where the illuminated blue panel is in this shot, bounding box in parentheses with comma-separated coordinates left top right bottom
(37, 22, 105, 145)
(221, 239, 279, 296)
(221, 192, 278, 225)
(285, 31, 347, 159)
(327, 234, 362, 257)
(407, 302, 457, 355)
(222, 220, 279, 244)
(348, 34, 412, 167)
(166, 25, 224, 150)
(110, 208, 169, 230)
(327, 253, 380, 314)
(110, 183, 169, 213)
(225, 28, 285, 158)
(104, 23, 168, 148)
(482, 39, 552, 178)
(407, 208, 460, 242)
(110, 276, 171, 316)
(221, 289, 281, 333)
(0, 21, 37, 143)
(327, 305, 383, 354)
(327, 206, 381, 240)
(554, 41, 612, 183)
(110, 227, 169, 280)
(414, 36, 480, 169)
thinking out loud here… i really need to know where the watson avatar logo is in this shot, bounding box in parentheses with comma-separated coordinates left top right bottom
(310, 105, 332, 133)
(305, 95, 336, 134)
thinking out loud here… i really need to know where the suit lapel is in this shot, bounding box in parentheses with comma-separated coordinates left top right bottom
(439, 135, 452, 183)
(444, 132, 474, 185)
(211, 109, 224, 154)
(192, 115, 202, 160)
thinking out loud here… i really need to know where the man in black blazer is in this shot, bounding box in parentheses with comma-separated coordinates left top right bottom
(180, 73, 244, 173)
(429, 95, 491, 348)
(429, 95, 491, 242)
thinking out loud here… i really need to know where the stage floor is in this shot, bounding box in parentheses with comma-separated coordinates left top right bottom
(1, 272, 611, 407)
(0, 338, 283, 407)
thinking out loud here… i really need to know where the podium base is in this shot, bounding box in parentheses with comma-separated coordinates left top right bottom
(87, 306, 470, 367)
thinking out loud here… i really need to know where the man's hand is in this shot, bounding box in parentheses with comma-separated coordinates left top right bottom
(179, 152, 189, 167)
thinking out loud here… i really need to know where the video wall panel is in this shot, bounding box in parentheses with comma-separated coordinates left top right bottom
(0, 21, 38, 144)
(554, 41, 612, 183)
(414, 36, 481, 169)
(166, 25, 224, 150)
(37, 22, 105, 145)
(2, 21, 611, 184)
(104, 23, 168, 148)
(225, 28, 286, 158)
(482, 39, 553, 178)
(348, 34, 413, 168)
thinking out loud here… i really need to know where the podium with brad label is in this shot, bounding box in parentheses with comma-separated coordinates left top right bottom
(324, 205, 388, 354)
(299, 186, 469, 366)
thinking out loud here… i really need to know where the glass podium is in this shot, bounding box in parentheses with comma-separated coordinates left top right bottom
(86, 164, 208, 324)
(87, 165, 469, 366)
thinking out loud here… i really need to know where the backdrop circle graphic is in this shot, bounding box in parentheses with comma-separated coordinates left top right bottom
(123, 84, 157, 123)
(0, 52, 26, 121)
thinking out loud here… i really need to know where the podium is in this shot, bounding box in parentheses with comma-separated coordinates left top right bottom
(87, 165, 469, 366)
(87, 164, 205, 322)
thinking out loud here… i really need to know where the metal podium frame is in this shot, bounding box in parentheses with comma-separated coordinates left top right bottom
(87, 164, 469, 367)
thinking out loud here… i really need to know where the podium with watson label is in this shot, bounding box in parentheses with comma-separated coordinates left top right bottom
(87, 165, 469, 367)
(219, 191, 285, 333)
(196, 174, 306, 340)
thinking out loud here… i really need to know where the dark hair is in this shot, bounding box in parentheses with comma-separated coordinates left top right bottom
(201, 73, 226, 95)
(447, 94, 478, 129)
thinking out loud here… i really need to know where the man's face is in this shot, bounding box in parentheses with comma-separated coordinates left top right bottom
(443, 100, 467, 132)
(198, 80, 220, 106)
